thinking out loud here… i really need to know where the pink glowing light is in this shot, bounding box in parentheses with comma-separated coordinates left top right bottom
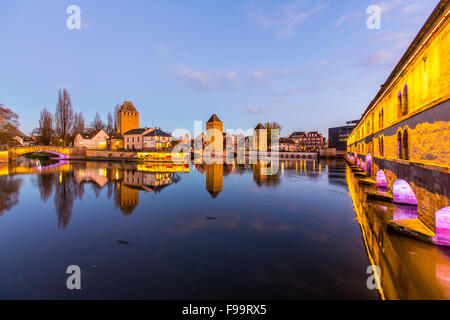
(393, 179, 417, 205)
(393, 204, 418, 220)
(360, 161, 365, 171)
(376, 170, 387, 187)
(435, 207, 450, 247)
(366, 153, 372, 176)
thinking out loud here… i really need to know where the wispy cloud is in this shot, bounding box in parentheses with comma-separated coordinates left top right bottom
(248, 0, 328, 38)
(171, 65, 240, 90)
(246, 107, 270, 114)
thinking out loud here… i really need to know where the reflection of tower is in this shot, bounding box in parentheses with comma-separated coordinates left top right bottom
(117, 101, 139, 135)
(205, 114, 223, 155)
(252, 161, 281, 188)
(253, 161, 268, 186)
(253, 123, 267, 152)
(116, 182, 139, 215)
(206, 163, 223, 198)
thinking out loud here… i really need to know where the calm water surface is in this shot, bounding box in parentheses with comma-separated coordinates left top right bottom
(0, 158, 449, 299)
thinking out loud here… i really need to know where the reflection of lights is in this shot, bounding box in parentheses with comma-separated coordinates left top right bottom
(59, 172, 63, 183)
(99, 168, 107, 177)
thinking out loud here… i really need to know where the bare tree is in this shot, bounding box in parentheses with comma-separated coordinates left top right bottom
(91, 112, 105, 132)
(106, 112, 114, 136)
(54, 89, 74, 146)
(37, 108, 53, 145)
(72, 112, 86, 138)
(264, 122, 282, 151)
(0, 104, 22, 146)
(113, 103, 121, 135)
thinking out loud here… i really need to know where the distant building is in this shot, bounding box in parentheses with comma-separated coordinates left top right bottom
(328, 122, 357, 151)
(107, 134, 124, 151)
(143, 128, 171, 151)
(14, 136, 36, 146)
(74, 129, 109, 149)
(253, 123, 267, 152)
(205, 114, 223, 156)
(117, 101, 139, 136)
(124, 128, 153, 151)
(288, 131, 325, 151)
(279, 138, 297, 152)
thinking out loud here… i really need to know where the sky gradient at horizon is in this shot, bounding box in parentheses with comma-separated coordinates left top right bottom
(0, 0, 439, 137)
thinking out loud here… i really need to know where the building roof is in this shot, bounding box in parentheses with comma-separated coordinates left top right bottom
(280, 138, 296, 144)
(119, 101, 138, 113)
(144, 129, 171, 137)
(289, 131, 306, 138)
(207, 114, 222, 123)
(255, 123, 265, 130)
(80, 129, 108, 140)
(124, 128, 150, 135)
(106, 134, 124, 140)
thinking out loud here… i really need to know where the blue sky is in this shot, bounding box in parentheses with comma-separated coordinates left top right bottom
(0, 0, 438, 137)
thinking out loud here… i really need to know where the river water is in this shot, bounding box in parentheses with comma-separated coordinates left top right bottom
(0, 158, 449, 299)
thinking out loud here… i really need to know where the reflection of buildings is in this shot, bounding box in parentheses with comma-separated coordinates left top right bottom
(346, 2, 449, 241)
(347, 168, 450, 299)
(74, 165, 108, 187)
(116, 182, 139, 215)
(253, 161, 281, 188)
(206, 163, 223, 198)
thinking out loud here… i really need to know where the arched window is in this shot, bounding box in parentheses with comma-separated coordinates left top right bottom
(402, 129, 409, 160)
(402, 84, 408, 116)
(381, 108, 384, 128)
(397, 131, 403, 159)
(397, 90, 402, 118)
(381, 136, 384, 156)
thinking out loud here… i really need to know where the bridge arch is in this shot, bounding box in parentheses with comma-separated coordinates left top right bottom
(366, 153, 372, 177)
(376, 170, 387, 188)
(435, 207, 450, 246)
(393, 179, 417, 205)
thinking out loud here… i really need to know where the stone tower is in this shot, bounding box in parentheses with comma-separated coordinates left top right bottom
(205, 114, 223, 155)
(117, 101, 139, 135)
(253, 123, 267, 152)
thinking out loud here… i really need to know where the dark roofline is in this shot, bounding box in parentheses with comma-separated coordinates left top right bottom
(352, 0, 449, 135)
(144, 129, 171, 137)
(207, 114, 222, 123)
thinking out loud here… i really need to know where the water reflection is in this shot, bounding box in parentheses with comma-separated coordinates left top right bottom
(347, 167, 450, 299)
(0, 175, 22, 215)
(2, 158, 450, 299)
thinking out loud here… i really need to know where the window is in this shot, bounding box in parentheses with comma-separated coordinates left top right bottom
(397, 90, 402, 118)
(379, 108, 384, 129)
(402, 129, 409, 160)
(402, 84, 408, 116)
(397, 131, 403, 159)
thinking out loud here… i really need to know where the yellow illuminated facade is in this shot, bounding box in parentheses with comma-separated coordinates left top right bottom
(253, 123, 267, 152)
(347, 2, 449, 234)
(205, 114, 223, 156)
(117, 101, 139, 136)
